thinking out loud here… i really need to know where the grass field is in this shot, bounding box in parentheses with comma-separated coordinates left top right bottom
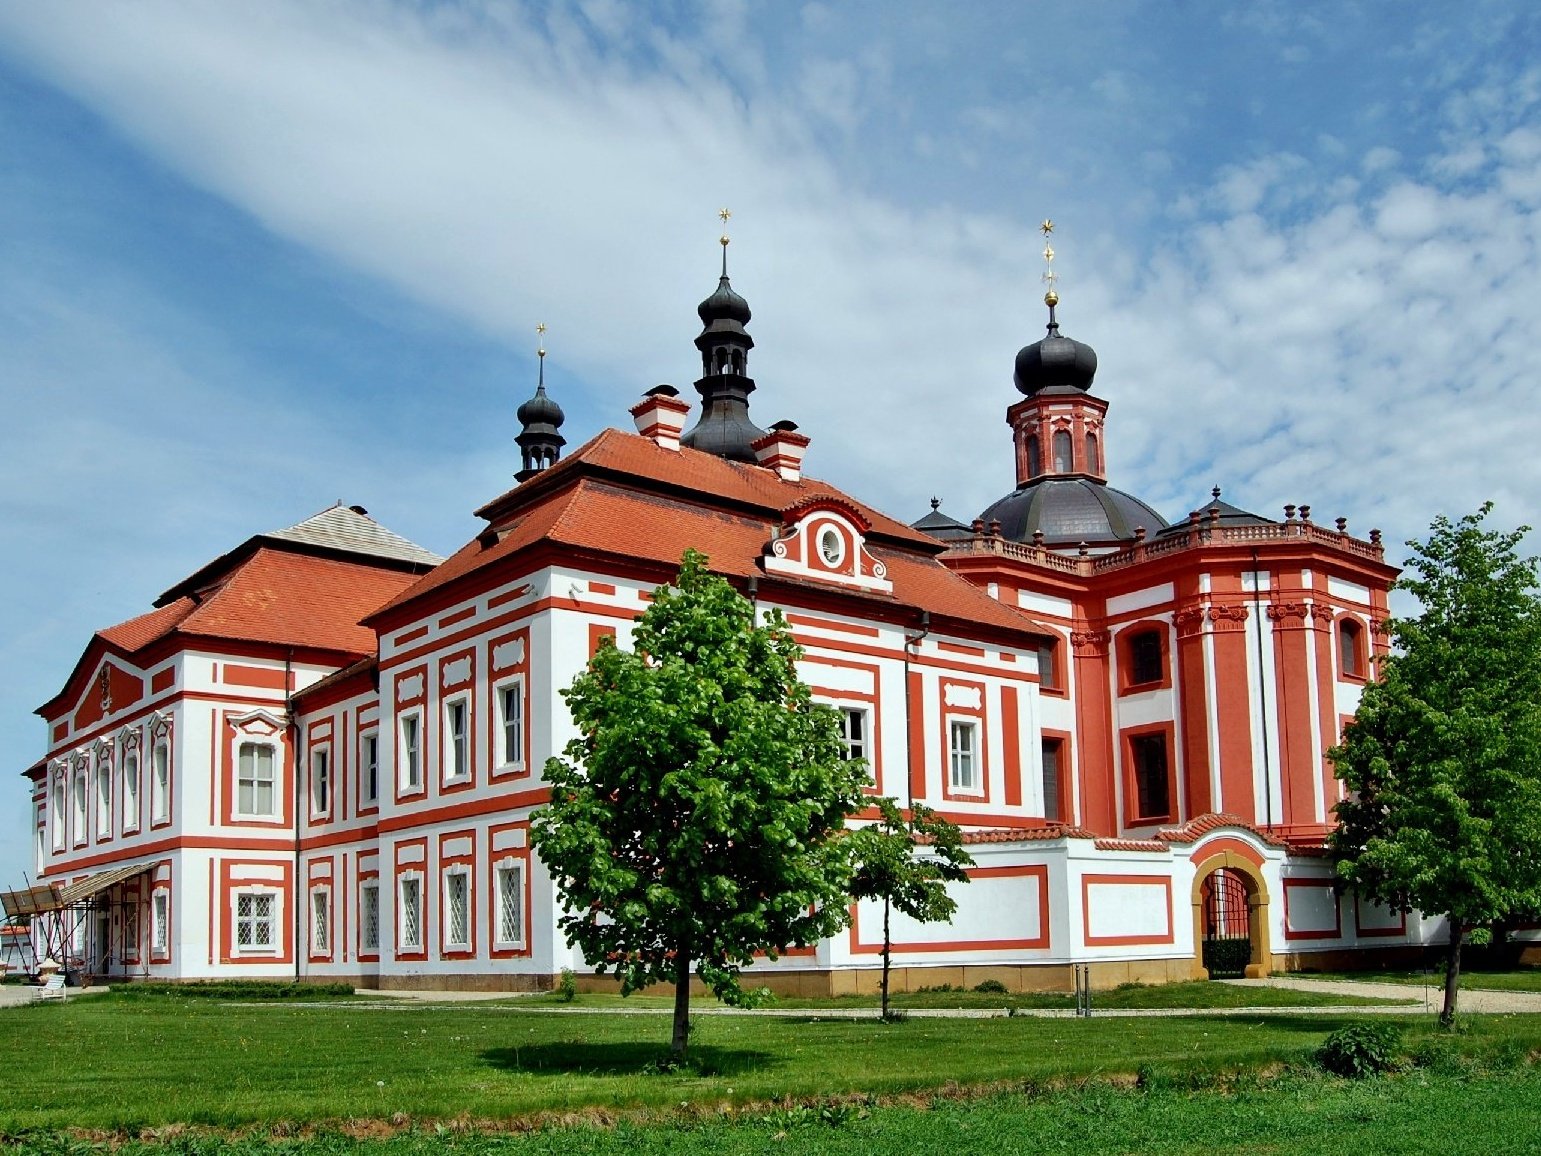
(2, 992, 1537, 1136)
(1304, 967, 1541, 994)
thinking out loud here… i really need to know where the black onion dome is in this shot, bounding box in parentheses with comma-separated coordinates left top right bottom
(1014, 322, 1098, 396)
(697, 275, 752, 326)
(980, 479, 1168, 547)
(516, 383, 564, 429)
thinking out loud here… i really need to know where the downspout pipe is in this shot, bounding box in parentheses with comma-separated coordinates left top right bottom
(286, 648, 300, 981)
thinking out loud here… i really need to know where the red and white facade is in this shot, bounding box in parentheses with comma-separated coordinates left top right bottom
(19, 275, 1482, 992)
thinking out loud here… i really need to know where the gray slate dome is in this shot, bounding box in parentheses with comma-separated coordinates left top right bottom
(698, 275, 752, 326)
(516, 383, 564, 430)
(1014, 320, 1098, 396)
(911, 499, 974, 543)
(1156, 490, 1273, 537)
(980, 479, 1168, 547)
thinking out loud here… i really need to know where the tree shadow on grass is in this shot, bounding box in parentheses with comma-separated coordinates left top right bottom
(480, 1041, 777, 1077)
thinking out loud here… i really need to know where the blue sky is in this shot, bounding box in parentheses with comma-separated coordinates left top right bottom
(2, 1, 1539, 885)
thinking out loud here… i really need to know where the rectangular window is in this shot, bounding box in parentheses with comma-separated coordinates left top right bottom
(1128, 630, 1164, 686)
(1042, 738, 1064, 823)
(95, 762, 112, 838)
(445, 699, 469, 781)
(152, 893, 169, 953)
(311, 748, 330, 816)
(234, 892, 277, 952)
(311, 890, 330, 955)
(72, 771, 87, 842)
(361, 733, 379, 806)
(122, 752, 140, 832)
(34, 805, 44, 872)
(949, 720, 978, 792)
(400, 715, 421, 790)
(52, 775, 66, 851)
(839, 707, 867, 763)
(1131, 733, 1171, 820)
(445, 872, 470, 949)
(399, 877, 422, 950)
(496, 863, 524, 946)
(1036, 642, 1058, 690)
(361, 883, 380, 952)
(152, 741, 170, 823)
(236, 743, 276, 817)
(498, 682, 524, 769)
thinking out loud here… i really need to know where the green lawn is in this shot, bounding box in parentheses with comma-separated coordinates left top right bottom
(2, 994, 1536, 1135)
(1299, 967, 1541, 993)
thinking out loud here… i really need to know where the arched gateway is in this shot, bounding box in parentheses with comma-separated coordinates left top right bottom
(1189, 842, 1274, 980)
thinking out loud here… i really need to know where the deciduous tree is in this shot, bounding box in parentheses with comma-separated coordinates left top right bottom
(531, 550, 868, 1058)
(847, 797, 974, 1019)
(1330, 504, 1541, 1024)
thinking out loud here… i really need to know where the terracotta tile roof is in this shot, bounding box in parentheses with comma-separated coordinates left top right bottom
(957, 825, 1096, 844)
(381, 431, 1051, 641)
(98, 599, 197, 653)
(1155, 812, 1287, 848)
(173, 548, 418, 656)
(292, 655, 376, 704)
(1093, 837, 1167, 852)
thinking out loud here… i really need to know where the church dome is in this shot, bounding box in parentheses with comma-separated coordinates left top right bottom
(697, 275, 752, 326)
(1013, 321, 1098, 396)
(516, 383, 564, 430)
(980, 478, 1167, 547)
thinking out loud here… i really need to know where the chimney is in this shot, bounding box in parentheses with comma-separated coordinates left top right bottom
(751, 420, 811, 482)
(630, 385, 692, 451)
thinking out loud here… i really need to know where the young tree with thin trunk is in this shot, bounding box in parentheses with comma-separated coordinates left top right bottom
(1329, 504, 1541, 1026)
(531, 550, 868, 1060)
(847, 796, 974, 1019)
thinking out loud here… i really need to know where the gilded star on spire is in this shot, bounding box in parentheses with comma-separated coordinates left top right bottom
(1040, 219, 1060, 309)
(1040, 219, 1054, 236)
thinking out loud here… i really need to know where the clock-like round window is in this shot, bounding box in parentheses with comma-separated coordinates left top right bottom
(818, 526, 845, 568)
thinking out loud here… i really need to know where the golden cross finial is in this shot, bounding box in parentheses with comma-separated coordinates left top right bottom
(1040, 219, 1059, 308)
(535, 322, 547, 387)
(717, 207, 732, 274)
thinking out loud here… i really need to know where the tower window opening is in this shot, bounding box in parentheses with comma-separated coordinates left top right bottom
(1026, 435, 1041, 477)
(1052, 430, 1072, 472)
(1085, 432, 1100, 473)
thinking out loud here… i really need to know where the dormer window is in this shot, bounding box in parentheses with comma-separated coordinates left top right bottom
(818, 527, 845, 567)
(764, 499, 892, 594)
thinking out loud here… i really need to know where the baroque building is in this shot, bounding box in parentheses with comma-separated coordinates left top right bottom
(13, 231, 1477, 993)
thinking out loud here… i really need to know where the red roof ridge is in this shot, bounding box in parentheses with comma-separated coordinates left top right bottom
(1155, 812, 1288, 848)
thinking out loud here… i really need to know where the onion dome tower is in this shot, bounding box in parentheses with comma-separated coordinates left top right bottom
(681, 209, 767, 461)
(973, 221, 1166, 550)
(515, 323, 566, 482)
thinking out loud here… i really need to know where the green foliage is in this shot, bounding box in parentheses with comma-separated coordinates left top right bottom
(1202, 937, 1252, 978)
(973, 979, 1008, 994)
(1330, 504, 1541, 1021)
(110, 980, 356, 1000)
(530, 550, 869, 1052)
(1315, 1021, 1404, 1078)
(558, 968, 578, 1003)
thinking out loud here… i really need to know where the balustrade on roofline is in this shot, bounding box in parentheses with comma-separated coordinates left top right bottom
(945, 516, 1384, 577)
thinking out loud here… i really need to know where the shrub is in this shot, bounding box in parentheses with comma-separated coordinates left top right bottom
(1202, 937, 1252, 978)
(973, 979, 1008, 994)
(558, 967, 578, 1002)
(112, 980, 355, 1000)
(1316, 1021, 1403, 1078)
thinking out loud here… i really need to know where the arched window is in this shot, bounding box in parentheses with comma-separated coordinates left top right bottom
(1085, 432, 1100, 473)
(1026, 435, 1041, 477)
(1052, 430, 1072, 472)
(1340, 618, 1364, 679)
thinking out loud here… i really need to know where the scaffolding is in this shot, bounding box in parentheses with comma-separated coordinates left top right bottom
(1, 864, 152, 983)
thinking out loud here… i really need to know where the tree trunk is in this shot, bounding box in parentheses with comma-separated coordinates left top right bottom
(671, 948, 692, 1061)
(880, 896, 892, 1020)
(1441, 920, 1463, 1028)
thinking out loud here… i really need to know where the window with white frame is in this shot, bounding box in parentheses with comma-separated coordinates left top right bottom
(444, 698, 469, 781)
(95, 759, 112, 838)
(234, 891, 278, 953)
(360, 733, 379, 806)
(33, 805, 44, 872)
(948, 720, 979, 792)
(838, 707, 868, 764)
(122, 751, 140, 831)
(310, 748, 330, 817)
(360, 882, 380, 952)
(236, 742, 277, 818)
(1041, 738, 1064, 823)
(72, 769, 87, 842)
(399, 877, 422, 950)
(495, 862, 524, 946)
(311, 890, 330, 955)
(444, 870, 470, 949)
(399, 714, 421, 790)
(51, 774, 66, 851)
(151, 740, 170, 823)
(152, 892, 169, 953)
(497, 680, 524, 769)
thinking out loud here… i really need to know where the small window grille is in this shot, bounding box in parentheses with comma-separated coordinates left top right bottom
(497, 864, 524, 944)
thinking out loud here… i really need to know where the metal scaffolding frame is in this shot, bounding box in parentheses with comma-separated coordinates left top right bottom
(1, 864, 153, 983)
